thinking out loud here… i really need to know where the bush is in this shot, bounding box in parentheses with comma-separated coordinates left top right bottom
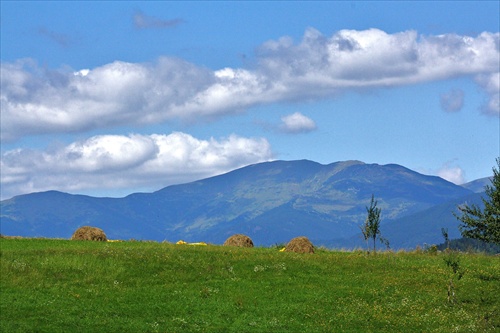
(223, 234, 254, 248)
(285, 236, 315, 254)
(71, 226, 107, 241)
(426, 244, 439, 255)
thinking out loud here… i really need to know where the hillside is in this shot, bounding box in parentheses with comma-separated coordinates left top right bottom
(381, 192, 485, 248)
(0, 160, 475, 248)
(461, 177, 492, 193)
(2, 238, 498, 332)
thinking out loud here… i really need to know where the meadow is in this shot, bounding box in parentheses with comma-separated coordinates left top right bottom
(1, 238, 499, 332)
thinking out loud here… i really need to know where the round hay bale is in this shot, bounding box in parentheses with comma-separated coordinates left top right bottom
(285, 236, 314, 254)
(71, 226, 107, 241)
(223, 234, 254, 248)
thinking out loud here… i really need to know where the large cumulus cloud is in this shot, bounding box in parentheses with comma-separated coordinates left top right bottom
(1, 57, 216, 140)
(0, 132, 273, 199)
(1, 28, 498, 141)
(257, 28, 499, 93)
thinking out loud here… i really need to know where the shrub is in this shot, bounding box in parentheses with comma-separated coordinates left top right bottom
(285, 236, 314, 254)
(71, 226, 107, 241)
(223, 234, 254, 248)
(426, 244, 439, 255)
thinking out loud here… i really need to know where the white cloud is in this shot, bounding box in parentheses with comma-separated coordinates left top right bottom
(440, 89, 465, 112)
(419, 161, 467, 185)
(437, 163, 466, 185)
(280, 112, 317, 133)
(257, 29, 499, 90)
(0, 132, 273, 200)
(475, 72, 500, 116)
(1, 29, 499, 141)
(0, 58, 215, 141)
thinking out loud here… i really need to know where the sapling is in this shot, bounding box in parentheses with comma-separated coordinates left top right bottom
(441, 228, 465, 304)
(361, 195, 387, 254)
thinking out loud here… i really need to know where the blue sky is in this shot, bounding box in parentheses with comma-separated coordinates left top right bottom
(1, 1, 499, 199)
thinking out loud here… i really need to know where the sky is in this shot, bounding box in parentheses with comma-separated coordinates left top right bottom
(1, 1, 499, 200)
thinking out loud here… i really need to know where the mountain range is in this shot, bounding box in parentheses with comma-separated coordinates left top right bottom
(0, 160, 489, 249)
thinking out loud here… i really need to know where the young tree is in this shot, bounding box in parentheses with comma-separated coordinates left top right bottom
(455, 158, 500, 245)
(361, 194, 382, 253)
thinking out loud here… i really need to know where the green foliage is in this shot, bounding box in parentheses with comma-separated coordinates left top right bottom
(441, 229, 466, 305)
(443, 250, 463, 277)
(442, 248, 465, 305)
(1, 238, 499, 332)
(436, 237, 500, 254)
(456, 158, 500, 245)
(426, 244, 439, 255)
(361, 194, 385, 253)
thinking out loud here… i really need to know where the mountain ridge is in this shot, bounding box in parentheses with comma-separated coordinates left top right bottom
(0, 159, 477, 248)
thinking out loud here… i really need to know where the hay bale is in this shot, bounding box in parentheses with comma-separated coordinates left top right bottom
(223, 234, 254, 248)
(71, 226, 107, 241)
(285, 236, 314, 254)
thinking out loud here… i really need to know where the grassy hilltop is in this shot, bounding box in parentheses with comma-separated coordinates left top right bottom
(1, 238, 499, 332)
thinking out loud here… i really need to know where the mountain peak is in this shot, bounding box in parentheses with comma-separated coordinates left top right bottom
(1, 159, 474, 248)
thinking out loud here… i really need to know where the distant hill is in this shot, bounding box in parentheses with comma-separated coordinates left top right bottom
(311, 191, 487, 250)
(0, 160, 475, 248)
(461, 177, 492, 193)
(376, 192, 485, 249)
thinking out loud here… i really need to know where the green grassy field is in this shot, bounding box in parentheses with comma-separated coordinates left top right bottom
(1, 238, 498, 332)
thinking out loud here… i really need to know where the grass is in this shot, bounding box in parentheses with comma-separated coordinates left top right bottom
(1, 238, 499, 332)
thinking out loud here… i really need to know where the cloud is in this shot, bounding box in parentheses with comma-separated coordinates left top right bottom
(1, 28, 499, 141)
(437, 162, 466, 185)
(475, 72, 500, 116)
(133, 10, 183, 29)
(0, 132, 273, 200)
(38, 27, 72, 47)
(257, 29, 498, 90)
(440, 89, 464, 112)
(280, 112, 317, 133)
(1, 57, 215, 141)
